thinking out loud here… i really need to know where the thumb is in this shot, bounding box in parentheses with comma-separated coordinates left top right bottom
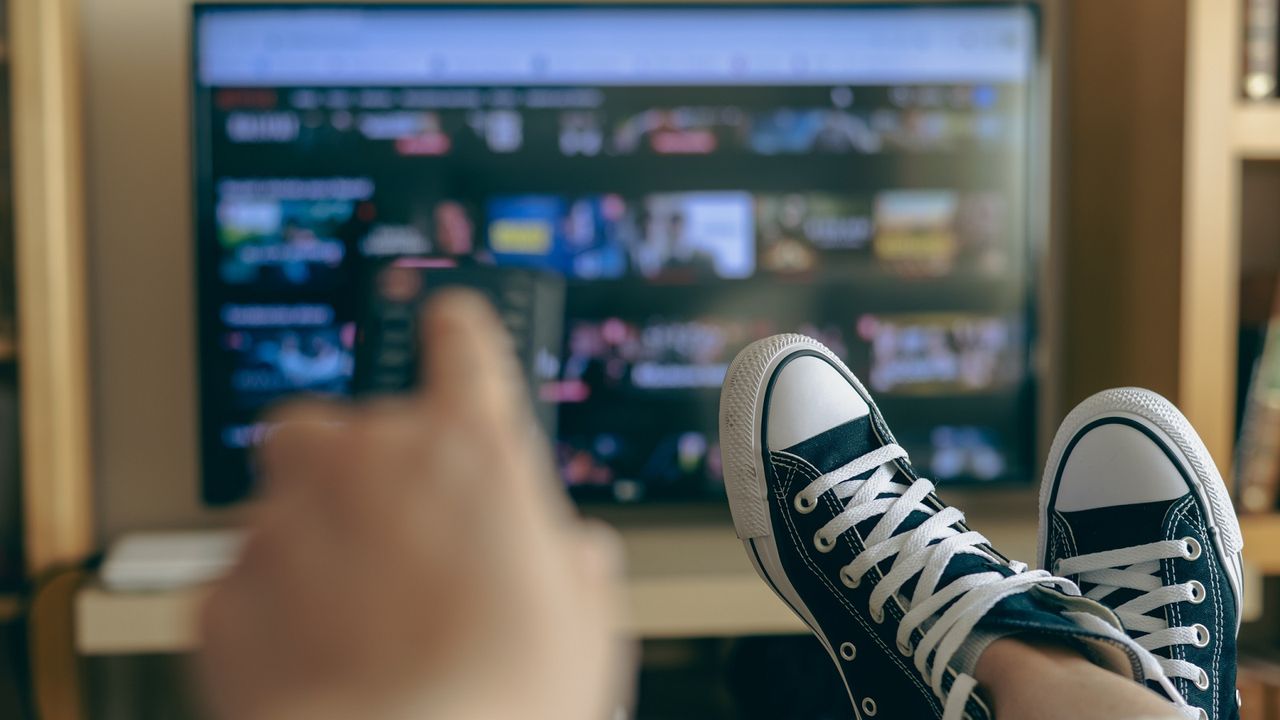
(419, 289, 526, 420)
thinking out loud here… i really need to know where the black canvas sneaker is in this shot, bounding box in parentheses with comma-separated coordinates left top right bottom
(720, 335, 1192, 720)
(1040, 388, 1246, 720)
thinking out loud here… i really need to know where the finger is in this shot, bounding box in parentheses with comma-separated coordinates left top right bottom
(419, 289, 525, 418)
(256, 400, 350, 496)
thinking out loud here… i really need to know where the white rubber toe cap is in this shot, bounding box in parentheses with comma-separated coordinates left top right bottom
(1054, 422, 1189, 512)
(766, 355, 871, 451)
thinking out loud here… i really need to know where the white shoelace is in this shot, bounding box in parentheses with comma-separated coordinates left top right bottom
(1056, 540, 1212, 690)
(796, 443, 1196, 720)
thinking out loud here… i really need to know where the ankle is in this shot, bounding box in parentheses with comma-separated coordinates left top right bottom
(974, 636, 1095, 691)
(974, 637, 1184, 720)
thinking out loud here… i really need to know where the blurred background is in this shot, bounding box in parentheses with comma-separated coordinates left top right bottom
(2, 0, 1280, 718)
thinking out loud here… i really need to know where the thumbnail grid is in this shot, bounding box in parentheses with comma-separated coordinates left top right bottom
(215, 180, 1014, 290)
(196, 81, 1036, 504)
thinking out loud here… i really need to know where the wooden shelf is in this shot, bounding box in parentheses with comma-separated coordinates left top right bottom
(71, 508, 1044, 656)
(74, 510, 1276, 657)
(1235, 104, 1280, 160)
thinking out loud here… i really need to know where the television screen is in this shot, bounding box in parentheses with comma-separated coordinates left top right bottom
(193, 4, 1042, 504)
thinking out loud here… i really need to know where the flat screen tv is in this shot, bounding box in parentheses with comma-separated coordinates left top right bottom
(192, 3, 1046, 505)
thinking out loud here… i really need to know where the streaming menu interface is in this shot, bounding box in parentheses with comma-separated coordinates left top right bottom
(193, 6, 1041, 504)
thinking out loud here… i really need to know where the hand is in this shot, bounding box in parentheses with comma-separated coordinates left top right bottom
(198, 291, 630, 720)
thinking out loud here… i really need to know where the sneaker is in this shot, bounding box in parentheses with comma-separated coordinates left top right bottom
(1040, 388, 1245, 720)
(719, 335, 1191, 720)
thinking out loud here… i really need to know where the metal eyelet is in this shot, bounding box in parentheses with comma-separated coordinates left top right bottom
(814, 533, 835, 553)
(1183, 537, 1202, 561)
(1192, 623, 1211, 648)
(896, 638, 913, 657)
(794, 494, 816, 514)
(1195, 668, 1210, 691)
(840, 568, 860, 589)
(1188, 580, 1206, 604)
(839, 642, 857, 661)
(861, 698, 878, 716)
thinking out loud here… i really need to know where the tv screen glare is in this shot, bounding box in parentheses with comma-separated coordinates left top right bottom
(192, 4, 1043, 505)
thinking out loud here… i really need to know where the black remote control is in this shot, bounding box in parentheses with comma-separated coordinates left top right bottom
(353, 259, 564, 435)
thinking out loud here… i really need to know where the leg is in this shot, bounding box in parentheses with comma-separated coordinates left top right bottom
(976, 638, 1183, 720)
(717, 334, 1195, 720)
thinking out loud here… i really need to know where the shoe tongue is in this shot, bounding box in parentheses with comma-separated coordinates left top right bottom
(780, 415, 881, 474)
(1057, 498, 1187, 557)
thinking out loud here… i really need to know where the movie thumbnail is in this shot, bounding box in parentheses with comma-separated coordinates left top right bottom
(872, 190, 960, 278)
(552, 317, 750, 401)
(221, 304, 355, 407)
(856, 313, 1023, 395)
(559, 111, 604, 157)
(486, 194, 632, 278)
(562, 195, 634, 279)
(486, 195, 565, 269)
(872, 189, 1012, 278)
(612, 108, 742, 155)
(217, 177, 373, 287)
(954, 192, 1011, 275)
(547, 317, 841, 403)
(636, 192, 755, 281)
(748, 109, 882, 155)
(900, 425, 1008, 482)
(757, 193, 874, 274)
(557, 431, 722, 500)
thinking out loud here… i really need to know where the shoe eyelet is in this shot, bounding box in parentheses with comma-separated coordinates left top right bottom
(814, 532, 835, 553)
(861, 698, 878, 716)
(896, 638, 913, 657)
(794, 494, 816, 514)
(1188, 580, 1206, 604)
(870, 607, 884, 624)
(1183, 537, 1202, 561)
(1194, 668, 1210, 691)
(839, 568, 860, 589)
(1192, 623, 1211, 648)
(839, 642, 857, 661)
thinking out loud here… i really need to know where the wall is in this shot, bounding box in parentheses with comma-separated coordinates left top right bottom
(81, 0, 235, 539)
(1062, 0, 1188, 404)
